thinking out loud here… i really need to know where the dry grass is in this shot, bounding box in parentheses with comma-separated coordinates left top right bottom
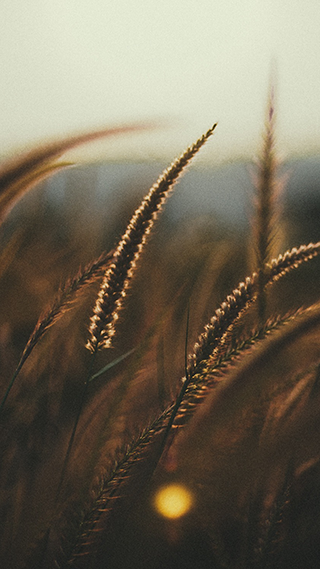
(0, 97, 320, 569)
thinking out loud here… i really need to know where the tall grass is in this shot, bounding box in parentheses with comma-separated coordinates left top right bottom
(0, 99, 320, 569)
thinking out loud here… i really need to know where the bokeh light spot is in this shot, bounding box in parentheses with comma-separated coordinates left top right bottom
(154, 483, 193, 519)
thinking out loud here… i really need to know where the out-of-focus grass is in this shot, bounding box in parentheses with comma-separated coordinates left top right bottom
(1, 116, 320, 568)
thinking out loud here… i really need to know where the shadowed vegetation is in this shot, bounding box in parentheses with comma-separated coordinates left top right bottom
(0, 98, 320, 568)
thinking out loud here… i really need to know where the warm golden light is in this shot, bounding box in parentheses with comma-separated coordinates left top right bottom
(154, 483, 193, 519)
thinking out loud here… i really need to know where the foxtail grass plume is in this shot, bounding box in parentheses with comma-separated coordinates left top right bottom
(187, 242, 320, 382)
(0, 250, 114, 412)
(86, 125, 217, 353)
(253, 83, 284, 321)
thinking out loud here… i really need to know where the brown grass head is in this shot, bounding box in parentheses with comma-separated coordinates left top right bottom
(252, 83, 283, 321)
(86, 124, 217, 353)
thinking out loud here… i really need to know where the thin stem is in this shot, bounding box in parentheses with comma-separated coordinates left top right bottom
(158, 305, 191, 459)
(55, 347, 98, 505)
(0, 365, 21, 413)
(34, 346, 99, 568)
(0, 251, 113, 414)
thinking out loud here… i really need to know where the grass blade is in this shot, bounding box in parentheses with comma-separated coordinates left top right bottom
(0, 122, 154, 222)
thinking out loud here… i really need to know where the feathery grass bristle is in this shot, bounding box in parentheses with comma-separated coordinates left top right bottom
(86, 124, 217, 353)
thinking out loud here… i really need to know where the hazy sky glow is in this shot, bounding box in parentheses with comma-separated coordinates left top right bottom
(1, 0, 320, 163)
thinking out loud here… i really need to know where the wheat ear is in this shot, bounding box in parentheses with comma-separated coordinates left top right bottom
(86, 124, 217, 353)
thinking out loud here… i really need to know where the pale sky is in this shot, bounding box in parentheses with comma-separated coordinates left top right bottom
(1, 0, 320, 164)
